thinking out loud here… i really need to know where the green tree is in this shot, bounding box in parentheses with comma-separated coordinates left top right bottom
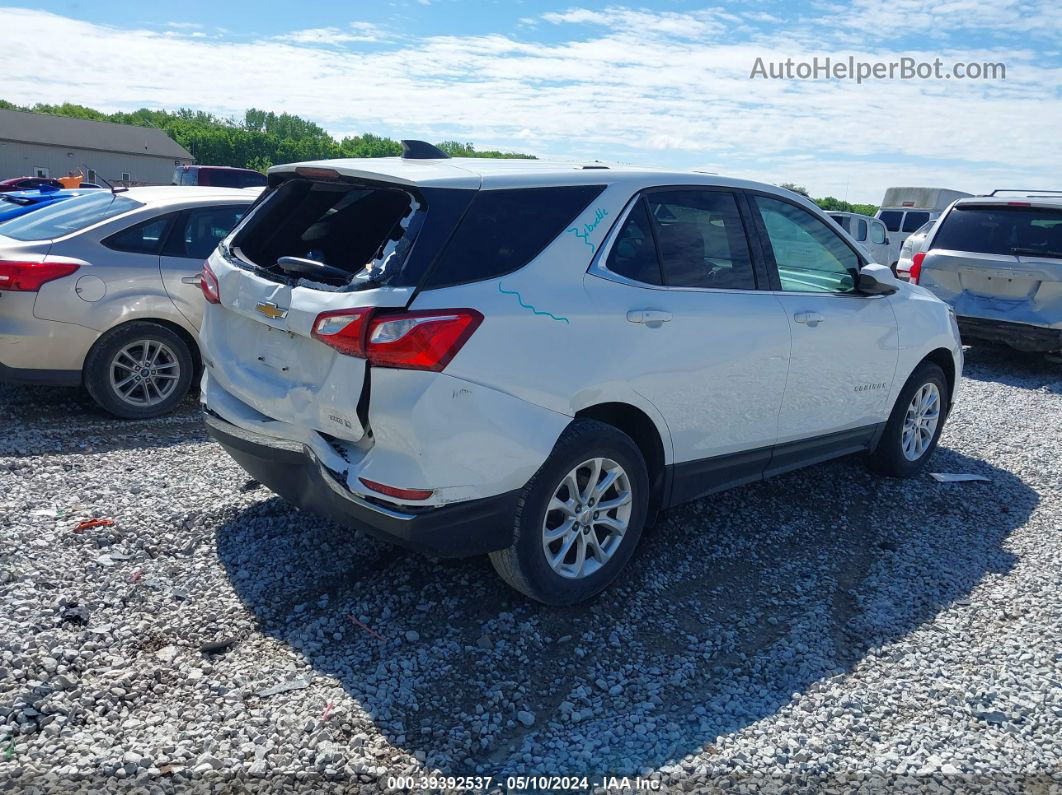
(1, 100, 537, 168)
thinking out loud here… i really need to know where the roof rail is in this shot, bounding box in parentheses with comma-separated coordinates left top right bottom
(400, 140, 451, 160)
(581, 164, 609, 169)
(988, 189, 1062, 197)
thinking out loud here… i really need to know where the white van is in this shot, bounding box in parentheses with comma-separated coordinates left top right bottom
(876, 188, 972, 268)
(828, 211, 891, 266)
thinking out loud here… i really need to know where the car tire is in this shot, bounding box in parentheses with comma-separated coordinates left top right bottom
(870, 361, 948, 477)
(84, 322, 194, 419)
(489, 418, 649, 606)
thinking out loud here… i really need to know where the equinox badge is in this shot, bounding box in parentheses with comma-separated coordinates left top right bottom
(255, 301, 288, 320)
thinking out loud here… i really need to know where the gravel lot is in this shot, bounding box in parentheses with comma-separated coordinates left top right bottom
(1, 345, 1059, 793)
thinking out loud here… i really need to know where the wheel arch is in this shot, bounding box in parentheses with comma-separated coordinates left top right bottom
(574, 401, 669, 516)
(922, 347, 956, 407)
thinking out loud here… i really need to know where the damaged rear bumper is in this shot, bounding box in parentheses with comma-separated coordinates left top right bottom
(204, 412, 519, 558)
(957, 316, 1062, 353)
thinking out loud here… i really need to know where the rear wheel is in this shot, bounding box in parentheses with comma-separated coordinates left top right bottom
(489, 419, 649, 605)
(84, 322, 194, 419)
(870, 361, 948, 477)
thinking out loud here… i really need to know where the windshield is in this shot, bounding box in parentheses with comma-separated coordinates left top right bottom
(0, 192, 141, 241)
(933, 204, 1062, 259)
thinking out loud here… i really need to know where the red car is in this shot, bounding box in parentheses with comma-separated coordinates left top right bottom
(0, 176, 64, 192)
(172, 165, 267, 188)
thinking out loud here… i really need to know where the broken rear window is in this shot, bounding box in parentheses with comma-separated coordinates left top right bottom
(230, 179, 429, 289)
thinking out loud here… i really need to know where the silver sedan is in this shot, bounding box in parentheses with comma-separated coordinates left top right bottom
(0, 186, 259, 417)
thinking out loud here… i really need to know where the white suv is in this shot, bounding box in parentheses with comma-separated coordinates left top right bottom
(200, 142, 963, 605)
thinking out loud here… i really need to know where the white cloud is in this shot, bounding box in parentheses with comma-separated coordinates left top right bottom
(1, 5, 1058, 202)
(273, 21, 386, 45)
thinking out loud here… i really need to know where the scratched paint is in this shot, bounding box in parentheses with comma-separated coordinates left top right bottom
(498, 283, 570, 324)
(566, 207, 609, 253)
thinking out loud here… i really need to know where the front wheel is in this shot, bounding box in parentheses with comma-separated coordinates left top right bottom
(489, 419, 649, 605)
(870, 361, 948, 477)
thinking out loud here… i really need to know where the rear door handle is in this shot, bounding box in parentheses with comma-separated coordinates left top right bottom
(793, 311, 825, 326)
(180, 275, 201, 285)
(627, 309, 672, 324)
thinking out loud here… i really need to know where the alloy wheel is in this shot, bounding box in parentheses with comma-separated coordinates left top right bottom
(901, 381, 941, 461)
(108, 339, 181, 408)
(542, 457, 633, 579)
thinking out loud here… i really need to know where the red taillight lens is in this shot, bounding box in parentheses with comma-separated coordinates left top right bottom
(200, 261, 221, 304)
(359, 478, 433, 501)
(910, 251, 926, 285)
(310, 307, 483, 371)
(0, 260, 79, 292)
(311, 308, 373, 357)
(366, 309, 483, 372)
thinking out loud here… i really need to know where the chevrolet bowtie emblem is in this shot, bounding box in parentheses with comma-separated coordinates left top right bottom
(255, 301, 288, 320)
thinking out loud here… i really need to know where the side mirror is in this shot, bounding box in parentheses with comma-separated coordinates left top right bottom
(858, 262, 899, 295)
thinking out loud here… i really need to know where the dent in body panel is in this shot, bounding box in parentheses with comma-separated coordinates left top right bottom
(363, 368, 571, 503)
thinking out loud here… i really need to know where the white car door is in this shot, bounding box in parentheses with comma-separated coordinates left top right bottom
(160, 204, 248, 329)
(583, 188, 792, 502)
(750, 194, 898, 462)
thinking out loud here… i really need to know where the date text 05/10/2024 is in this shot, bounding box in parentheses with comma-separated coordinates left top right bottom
(386, 775, 662, 791)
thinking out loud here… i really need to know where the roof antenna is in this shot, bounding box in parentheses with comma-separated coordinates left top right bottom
(83, 163, 127, 194)
(400, 140, 451, 160)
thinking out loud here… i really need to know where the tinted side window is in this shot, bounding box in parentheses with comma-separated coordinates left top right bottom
(878, 210, 903, 232)
(855, 218, 868, 241)
(606, 200, 661, 285)
(754, 196, 859, 293)
(648, 190, 755, 289)
(902, 211, 930, 232)
(164, 206, 247, 259)
(105, 215, 175, 254)
(870, 222, 886, 244)
(424, 185, 605, 288)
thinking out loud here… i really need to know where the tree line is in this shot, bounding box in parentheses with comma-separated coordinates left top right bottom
(0, 100, 536, 171)
(778, 183, 878, 217)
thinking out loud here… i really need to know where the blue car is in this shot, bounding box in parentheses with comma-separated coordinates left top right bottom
(0, 187, 92, 223)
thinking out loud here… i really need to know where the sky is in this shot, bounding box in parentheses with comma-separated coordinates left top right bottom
(2, 1, 1060, 203)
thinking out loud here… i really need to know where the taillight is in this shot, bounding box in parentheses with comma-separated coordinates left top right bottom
(200, 261, 221, 304)
(910, 251, 926, 285)
(359, 478, 433, 501)
(366, 309, 483, 372)
(310, 308, 483, 372)
(0, 260, 79, 292)
(311, 308, 373, 357)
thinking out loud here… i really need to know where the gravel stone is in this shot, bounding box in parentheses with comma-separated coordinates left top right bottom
(0, 346, 1060, 791)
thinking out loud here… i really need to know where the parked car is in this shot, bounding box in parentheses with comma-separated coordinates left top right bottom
(895, 220, 936, 281)
(876, 187, 972, 268)
(912, 190, 1062, 356)
(0, 187, 93, 223)
(173, 165, 267, 189)
(200, 144, 962, 605)
(0, 176, 64, 192)
(828, 211, 891, 266)
(0, 186, 259, 417)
